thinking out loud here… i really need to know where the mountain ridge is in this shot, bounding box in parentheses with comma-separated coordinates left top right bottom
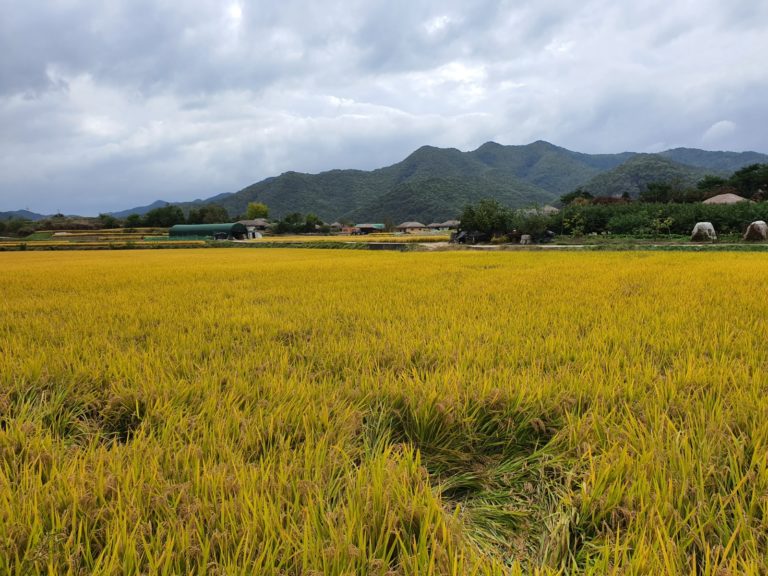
(173, 141, 764, 221)
(5, 142, 767, 221)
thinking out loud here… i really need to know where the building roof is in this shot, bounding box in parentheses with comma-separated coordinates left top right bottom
(237, 218, 271, 227)
(427, 220, 460, 228)
(169, 223, 247, 236)
(519, 205, 560, 216)
(355, 223, 386, 229)
(702, 193, 752, 205)
(396, 221, 426, 229)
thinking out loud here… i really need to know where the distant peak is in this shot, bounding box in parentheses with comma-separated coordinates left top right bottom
(529, 140, 558, 149)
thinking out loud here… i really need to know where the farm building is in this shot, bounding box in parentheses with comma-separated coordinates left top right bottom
(396, 221, 427, 233)
(237, 219, 271, 238)
(354, 223, 386, 234)
(427, 220, 460, 231)
(169, 223, 248, 240)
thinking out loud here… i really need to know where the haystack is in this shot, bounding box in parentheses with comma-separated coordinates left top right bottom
(691, 222, 716, 242)
(744, 221, 768, 241)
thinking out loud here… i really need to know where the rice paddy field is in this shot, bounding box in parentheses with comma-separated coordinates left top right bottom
(1, 249, 768, 575)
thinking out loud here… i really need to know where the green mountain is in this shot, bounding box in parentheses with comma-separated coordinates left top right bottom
(468, 140, 633, 194)
(660, 148, 768, 173)
(348, 175, 550, 223)
(0, 209, 48, 221)
(580, 154, 712, 198)
(179, 143, 563, 221)
(141, 142, 768, 222)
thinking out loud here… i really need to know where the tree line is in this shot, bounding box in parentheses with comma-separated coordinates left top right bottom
(460, 164, 768, 240)
(0, 202, 274, 237)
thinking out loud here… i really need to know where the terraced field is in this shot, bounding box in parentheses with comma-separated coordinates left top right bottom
(1, 250, 767, 574)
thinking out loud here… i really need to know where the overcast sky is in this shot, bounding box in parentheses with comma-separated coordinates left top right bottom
(1, 0, 767, 214)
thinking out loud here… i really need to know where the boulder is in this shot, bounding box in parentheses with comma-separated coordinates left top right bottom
(743, 221, 768, 241)
(520, 234, 532, 245)
(691, 222, 717, 242)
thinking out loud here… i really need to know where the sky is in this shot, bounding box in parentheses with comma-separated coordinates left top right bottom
(1, 0, 767, 215)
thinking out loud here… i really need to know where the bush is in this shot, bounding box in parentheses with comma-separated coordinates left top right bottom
(607, 212, 649, 235)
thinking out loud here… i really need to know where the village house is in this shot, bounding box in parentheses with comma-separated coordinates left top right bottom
(396, 221, 427, 234)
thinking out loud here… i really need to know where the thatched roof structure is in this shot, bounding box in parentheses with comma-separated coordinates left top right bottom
(396, 222, 426, 229)
(702, 193, 751, 205)
(428, 220, 460, 229)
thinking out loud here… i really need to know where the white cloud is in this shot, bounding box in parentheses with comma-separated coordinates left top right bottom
(0, 0, 767, 213)
(702, 120, 737, 147)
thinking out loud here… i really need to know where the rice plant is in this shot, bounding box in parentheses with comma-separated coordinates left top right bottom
(1, 249, 767, 574)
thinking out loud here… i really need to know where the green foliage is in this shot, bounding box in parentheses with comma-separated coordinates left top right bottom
(697, 175, 727, 191)
(639, 182, 675, 203)
(273, 212, 325, 234)
(560, 188, 593, 205)
(459, 199, 512, 236)
(246, 202, 269, 219)
(459, 199, 559, 240)
(3, 218, 33, 236)
(729, 163, 768, 197)
(187, 204, 230, 224)
(144, 205, 186, 227)
(124, 214, 142, 228)
(98, 213, 119, 229)
(170, 145, 765, 224)
(562, 202, 768, 236)
(582, 154, 709, 199)
(661, 147, 768, 172)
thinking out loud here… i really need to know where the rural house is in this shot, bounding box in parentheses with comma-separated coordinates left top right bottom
(396, 221, 427, 233)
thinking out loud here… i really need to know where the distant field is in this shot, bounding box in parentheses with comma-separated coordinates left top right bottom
(249, 233, 451, 243)
(0, 231, 451, 251)
(1, 250, 767, 574)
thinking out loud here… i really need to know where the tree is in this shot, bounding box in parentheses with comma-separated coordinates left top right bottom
(98, 213, 119, 229)
(144, 205, 185, 227)
(560, 188, 594, 205)
(639, 182, 674, 203)
(246, 202, 269, 219)
(729, 164, 768, 196)
(274, 213, 305, 234)
(124, 214, 142, 228)
(303, 213, 322, 232)
(697, 175, 727, 191)
(459, 199, 513, 236)
(187, 204, 230, 224)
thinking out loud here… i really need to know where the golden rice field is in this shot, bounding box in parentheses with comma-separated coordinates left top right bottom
(1, 249, 768, 575)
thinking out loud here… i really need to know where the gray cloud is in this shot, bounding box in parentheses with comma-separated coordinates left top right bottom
(1, 0, 766, 214)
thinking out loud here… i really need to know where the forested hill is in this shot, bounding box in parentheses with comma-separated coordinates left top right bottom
(167, 142, 768, 222)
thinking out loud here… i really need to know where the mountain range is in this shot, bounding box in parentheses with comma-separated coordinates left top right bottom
(168, 141, 766, 223)
(4, 141, 767, 223)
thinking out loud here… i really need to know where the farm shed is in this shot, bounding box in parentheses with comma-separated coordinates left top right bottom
(354, 223, 386, 234)
(237, 219, 271, 238)
(169, 223, 248, 240)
